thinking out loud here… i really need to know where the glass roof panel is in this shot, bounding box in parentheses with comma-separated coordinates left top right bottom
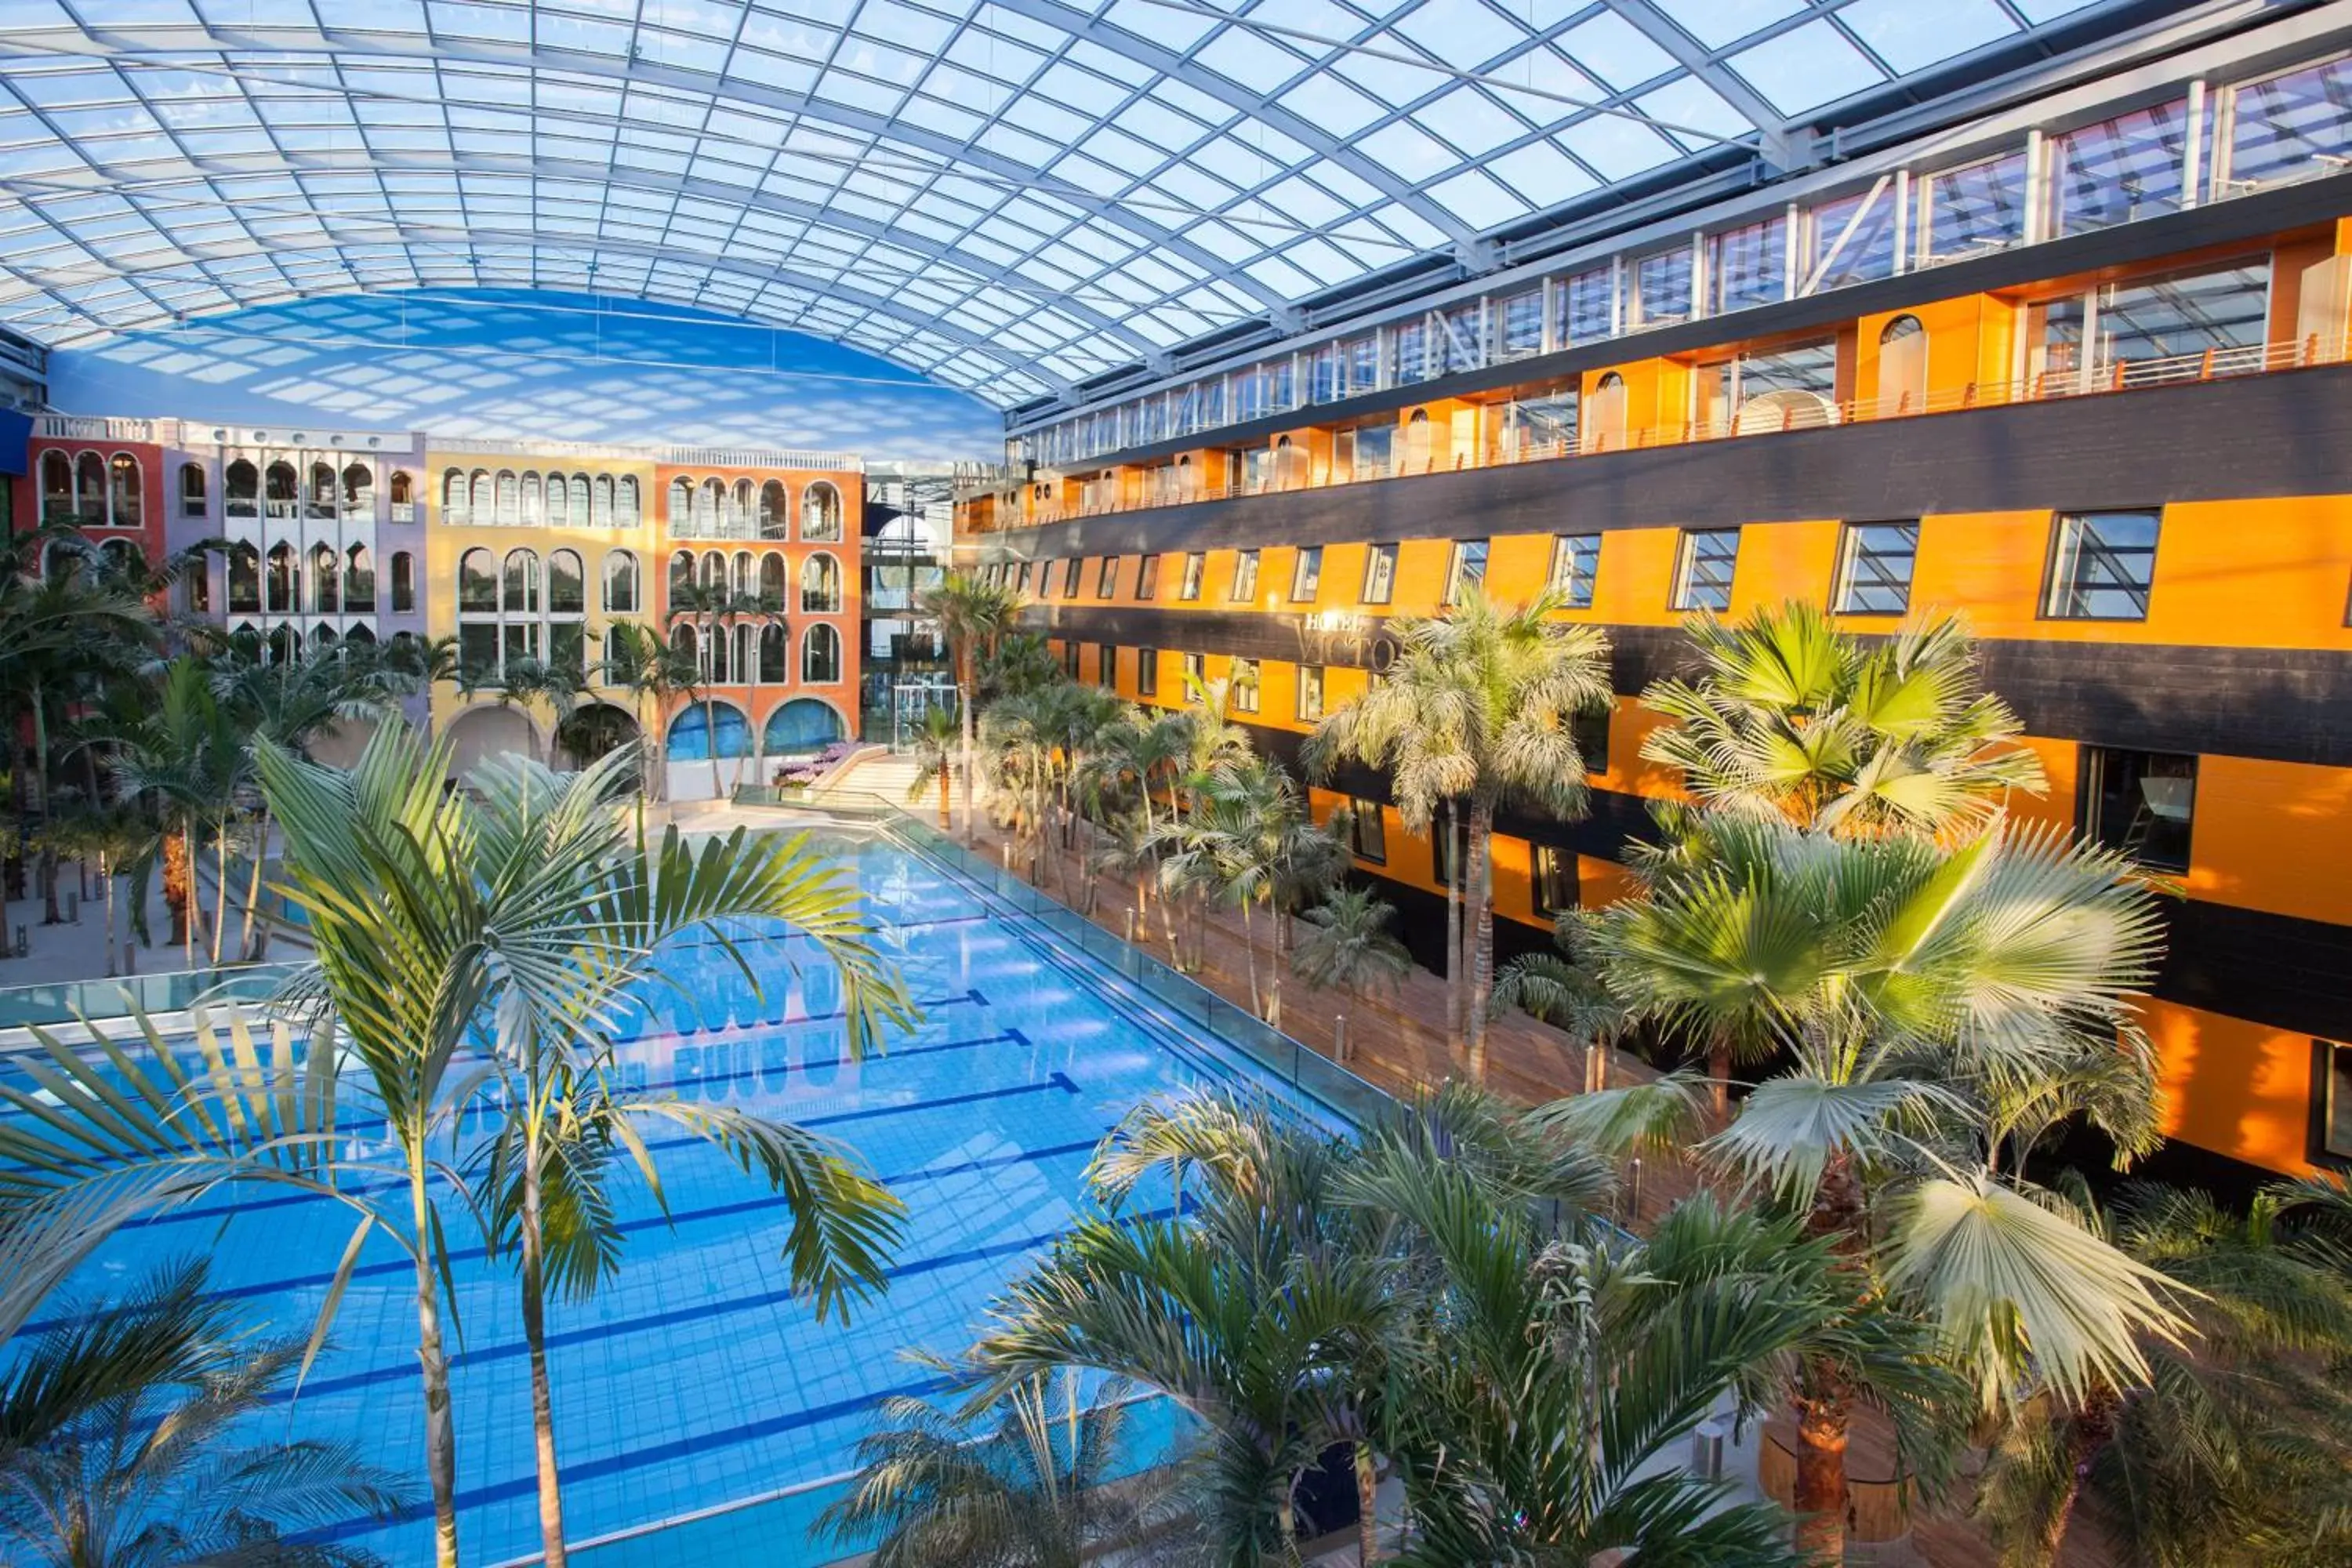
(0, 0, 2147, 405)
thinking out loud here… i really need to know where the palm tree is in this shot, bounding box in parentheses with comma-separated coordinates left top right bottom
(903, 703, 960, 825)
(1078, 708, 1189, 921)
(1641, 600, 2045, 836)
(816, 1370, 1174, 1567)
(1489, 911, 1630, 1092)
(1290, 884, 1411, 1062)
(591, 620, 699, 803)
(978, 688, 1061, 886)
(0, 1260, 413, 1568)
(665, 578, 739, 800)
(1305, 588, 1611, 1081)
(919, 572, 1022, 844)
(1973, 1182, 2352, 1567)
(257, 729, 920, 1568)
(1555, 811, 2184, 1561)
(101, 659, 245, 969)
(28, 806, 153, 978)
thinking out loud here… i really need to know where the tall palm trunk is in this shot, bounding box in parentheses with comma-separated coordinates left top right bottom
(520, 1109, 570, 1568)
(179, 826, 197, 968)
(1237, 895, 1261, 1016)
(2038, 1388, 2119, 1562)
(1355, 1441, 1381, 1566)
(31, 684, 60, 926)
(1442, 801, 1462, 1054)
(100, 851, 118, 978)
(1708, 1033, 1733, 1120)
(1792, 1149, 1867, 1561)
(1265, 895, 1284, 1028)
(1465, 799, 1495, 1083)
(238, 808, 271, 961)
(956, 650, 978, 845)
(409, 1167, 463, 1568)
(703, 687, 724, 803)
(209, 823, 232, 966)
(162, 826, 191, 952)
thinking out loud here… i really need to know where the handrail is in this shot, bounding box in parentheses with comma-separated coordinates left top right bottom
(972, 328, 2352, 534)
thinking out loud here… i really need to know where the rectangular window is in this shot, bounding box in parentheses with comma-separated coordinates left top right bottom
(1672, 528, 1740, 612)
(1633, 246, 1692, 327)
(1391, 319, 1429, 383)
(1291, 545, 1323, 603)
(1710, 337, 1838, 417)
(1136, 554, 1160, 600)
(2045, 510, 2159, 619)
(1138, 647, 1159, 697)
(1918, 152, 2028, 266)
(1499, 289, 1544, 357)
(1063, 641, 1080, 679)
(2222, 56, 2352, 196)
(2082, 746, 2196, 873)
(1446, 539, 1489, 604)
(1178, 552, 1205, 601)
(1062, 559, 1082, 599)
(2321, 1040, 2352, 1162)
(1550, 533, 1599, 609)
(1833, 522, 1920, 615)
(1346, 799, 1387, 863)
(1348, 423, 1395, 480)
(1016, 561, 1033, 595)
(2038, 260, 2272, 388)
(2049, 99, 2188, 236)
(1298, 663, 1325, 721)
(1572, 706, 1610, 774)
(1098, 644, 1116, 688)
(1362, 543, 1398, 605)
(1708, 215, 1788, 314)
(1183, 651, 1206, 696)
(1560, 266, 1615, 345)
(1229, 656, 1260, 713)
(1806, 184, 1899, 291)
(459, 622, 499, 680)
(1231, 549, 1260, 603)
(1096, 556, 1119, 599)
(1533, 844, 1578, 918)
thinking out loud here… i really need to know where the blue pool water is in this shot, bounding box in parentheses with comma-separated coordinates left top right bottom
(2, 826, 1356, 1566)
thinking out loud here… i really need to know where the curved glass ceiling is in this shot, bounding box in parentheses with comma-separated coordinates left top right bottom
(1, 0, 2123, 408)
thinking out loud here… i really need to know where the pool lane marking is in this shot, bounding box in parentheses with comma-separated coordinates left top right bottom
(105, 1023, 1038, 1233)
(15, 1070, 1086, 1335)
(299, 1200, 1185, 1546)
(248, 1133, 1113, 1404)
(0, 989, 992, 1179)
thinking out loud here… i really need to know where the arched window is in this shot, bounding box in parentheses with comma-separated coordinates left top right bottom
(389, 470, 414, 507)
(185, 559, 209, 615)
(228, 543, 261, 612)
(459, 547, 497, 612)
(732, 549, 756, 598)
(268, 623, 300, 666)
(801, 623, 842, 683)
(617, 477, 640, 524)
(266, 461, 299, 518)
(495, 470, 520, 526)
(668, 550, 694, 599)
(390, 550, 416, 613)
(77, 452, 106, 520)
(707, 620, 731, 683)
(345, 544, 376, 611)
(1402, 408, 1432, 474)
(801, 481, 843, 542)
(521, 471, 543, 526)
(443, 468, 468, 522)
(545, 474, 568, 528)
(548, 549, 585, 615)
(99, 453, 132, 526)
(800, 552, 842, 613)
(758, 553, 786, 603)
(758, 622, 786, 683)
(699, 551, 727, 593)
(1878, 314, 1929, 414)
(100, 539, 140, 578)
(697, 478, 723, 534)
(570, 474, 592, 529)
(470, 469, 492, 520)
(227, 459, 259, 518)
(671, 622, 698, 666)
(593, 474, 615, 528)
(759, 481, 788, 539)
(266, 543, 298, 613)
(308, 461, 336, 517)
(311, 623, 338, 652)
(603, 550, 639, 613)
(503, 548, 540, 614)
(39, 452, 71, 522)
(1583, 372, 1628, 453)
(729, 479, 752, 532)
(342, 462, 371, 510)
(346, 623, 377, 646)
(668, 477, 693, 531)
(732, 623, 753, 684)
(179, 462, 206, 517)
(309, 543, 339, 612)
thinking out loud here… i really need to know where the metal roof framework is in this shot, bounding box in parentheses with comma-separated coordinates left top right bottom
(0, 0, 2154, 408)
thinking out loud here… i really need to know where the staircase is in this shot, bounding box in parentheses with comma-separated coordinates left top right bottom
(814, 750, 924, 806)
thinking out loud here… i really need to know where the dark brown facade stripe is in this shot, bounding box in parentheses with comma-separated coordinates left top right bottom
(1036, 608, 2352, 771)
(982, 360, 2352, 560)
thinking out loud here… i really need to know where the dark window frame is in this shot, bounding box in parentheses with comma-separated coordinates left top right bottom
(1095, 556, 1119, 599)
(1230, 548, 1260, 604)
(1298, 662, 1326, 721)
(1291, 545, 1323, 603)
(1671, 527, 1740, 612)
(1229, 655, 1261, 713)
(1138, 646, 1159, 697)
(1347, 799, 1387, 864)
(1832, 520, 1922, 616)
(1361, 542, 1399, 606)
(1446, 538, 1490, 606)
(1533, 844, 1579, 918)
(1178, 552, 1207, 601)
(2078, 744, 2197, 874)
(1550, 532, 1599, 609)
(1135, 554, 1160, 601)
(2313, 1039, 2352, 1168)
(2045, 508, 2161, 621)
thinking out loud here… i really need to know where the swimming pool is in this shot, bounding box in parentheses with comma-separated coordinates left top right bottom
(2, 818, 1376, 1567)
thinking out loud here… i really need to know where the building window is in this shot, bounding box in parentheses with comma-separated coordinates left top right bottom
(2222, 56, 2352, 196)
(1833, 522, 1919, 615)
(1345, 800, 1386, 863)
(1016, 561, 1033, 595)
(1298, 663, 1325, 721)
(1135, 554, 1160, 600)
(1178, 553, 1206, 601)
(1671, 528, 1740, 612)
(1229, 657, 1260, 713)
(1230, 549, 1260, 603)
(1533, 845, 1577, 917)
(1434, 815, 1466, 889)
(390, 551, 416, 613)
(1097, 644, 1116, 688)
(1572, 706, 1610, 774)
(1362, 543, 1398, 605)
(1445, 539, 1488, 605)
(1096, 557, 1119, 599)
(1182, 652, 1206, 696)
(2320, 1041, 2352, 1163)
(1549, 533, 1599, 608)
(1061, 559, 1082, 599)
(803, 623, 844, 683)
(1064, 641, 1081, 680)
(178, 462, 206, 517)
(1138, 647, 1159, 697)
(1290, 545, 1323, 603)
(2045, 510, 2159, 620)
(2082, 746, 2195, 873)
(1633, 245, 1693, 326)
(802, 481, 844, 542)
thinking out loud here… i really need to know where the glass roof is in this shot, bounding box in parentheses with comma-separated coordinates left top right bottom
(0, 0, 2123, 408)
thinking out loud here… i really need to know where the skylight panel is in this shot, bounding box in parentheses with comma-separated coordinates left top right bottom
(943, 26, 1047, 84)
(1653, 0, 1805, 49)
(1729, 18, 1883, 114)
(1357, 119, 1457, 181)
(1635, 75, 1755, 145)
(996, 90, 1096, 145)
(1196, 30, 1312, 96)
(971, 122, 1058, 167)
(1555, 12, 1676, 89)
(1149, 161, 1239, 209)
(1417, 85, 1529, 155)
(813, 70, 909, 115)
(1331, 47, 1448, 106)
(1554, 114, 1677, 178)
(1837, 0, 2014, 73)
(1396, 0, 1534, 69)
(427, 4, 535, 45)
(1485, 139, 1595, 205)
